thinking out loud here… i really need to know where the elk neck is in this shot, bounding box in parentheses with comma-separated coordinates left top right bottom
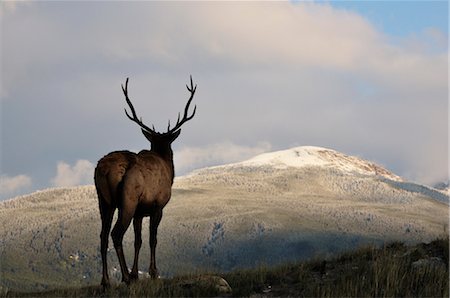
(150, 146, 176, 184)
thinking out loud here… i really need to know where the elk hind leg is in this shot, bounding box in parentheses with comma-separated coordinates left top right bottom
(149, 208, 163, 279)
(99, 201, 114, 289)
(111, 208, 134, 285)
(130, 216, 143, 281)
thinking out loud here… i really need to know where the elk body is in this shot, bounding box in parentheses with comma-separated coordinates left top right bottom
(94, 77, 197, 288)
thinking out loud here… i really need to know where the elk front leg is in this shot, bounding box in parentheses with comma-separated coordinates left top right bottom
(130, 216, 143, 281)
(149, 208, 163, 279)
(111, 208, 134, 285)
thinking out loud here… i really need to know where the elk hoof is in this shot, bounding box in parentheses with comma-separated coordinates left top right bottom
(149, 268, 159, 279)
(122, 275, 131, 285)
(101, 284, 110, 291)
(130, 271, 139, 281)
(101, 280, 111, 292)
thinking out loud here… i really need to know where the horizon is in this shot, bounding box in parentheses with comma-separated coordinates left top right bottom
(1, 144, 448, 203)
(1, 1, 448, 200)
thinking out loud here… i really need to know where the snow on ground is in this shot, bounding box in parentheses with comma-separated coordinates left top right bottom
(218, 146, 402, 181)
(241, 146, 329, 168)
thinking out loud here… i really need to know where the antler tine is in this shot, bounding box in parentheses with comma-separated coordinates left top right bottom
(122, 78, 156, 134)
(167, 75, 197, 134)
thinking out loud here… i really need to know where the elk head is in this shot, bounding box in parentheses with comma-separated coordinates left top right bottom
(121, 76, 197, 159)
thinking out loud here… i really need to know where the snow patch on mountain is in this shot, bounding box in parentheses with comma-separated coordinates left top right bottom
(221, 146, 402, 181)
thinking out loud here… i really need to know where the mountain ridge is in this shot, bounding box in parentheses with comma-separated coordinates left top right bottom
(179, 146, 448, 204)
(189, 146, 402, 181)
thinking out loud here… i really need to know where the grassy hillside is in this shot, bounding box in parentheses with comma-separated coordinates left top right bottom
(4, 238, 448, 297)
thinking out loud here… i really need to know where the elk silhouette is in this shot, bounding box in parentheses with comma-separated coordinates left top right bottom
(94, 76, 197, 288)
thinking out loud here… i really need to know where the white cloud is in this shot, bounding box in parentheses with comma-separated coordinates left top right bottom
(51, 160, 95, 187)
(174, 142, 272, 175)
(5, 3, 445, 88)
(0, 1, 27, 16)
(0, 174, 32, 197)
(92, 2, 445, 88)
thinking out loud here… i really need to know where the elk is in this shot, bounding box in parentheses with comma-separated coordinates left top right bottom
(94, 76, 197, 289)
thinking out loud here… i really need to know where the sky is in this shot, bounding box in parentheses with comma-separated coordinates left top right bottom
(0, 1, 448, 200)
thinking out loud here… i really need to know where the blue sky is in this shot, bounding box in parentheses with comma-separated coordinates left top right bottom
(1, 1, 448, 200)
(330, 1, 448, 36)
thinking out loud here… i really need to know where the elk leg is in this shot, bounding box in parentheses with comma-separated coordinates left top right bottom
(130, 216, 143, 281)
(149, 208, 163, 279)
(111, 209, 134, 285)
(99, 203, 114, 290)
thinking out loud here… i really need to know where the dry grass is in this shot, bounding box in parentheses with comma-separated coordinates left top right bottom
(4, 237, 448, 297)
(225, 237, 449, 297)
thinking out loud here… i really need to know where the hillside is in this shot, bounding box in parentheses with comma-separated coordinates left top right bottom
(0, 146, 448, 291)
(4, 238, 449, 297)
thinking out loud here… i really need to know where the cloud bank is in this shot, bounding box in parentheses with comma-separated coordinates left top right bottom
(51, 160, 95, 187)
(175, 142, 272, 175)
(0, 175, 32, 198)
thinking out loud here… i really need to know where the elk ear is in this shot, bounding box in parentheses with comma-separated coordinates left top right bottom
(141, 129, 155, 142)
(168, 129, 181, 144)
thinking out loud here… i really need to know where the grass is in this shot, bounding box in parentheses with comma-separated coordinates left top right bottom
(3, 237, 448, 297)
(2, 275, 226, 298)
(224, 237, 449, 297)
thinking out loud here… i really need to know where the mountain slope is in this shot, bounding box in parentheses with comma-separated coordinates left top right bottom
(1, 146, 448, 291)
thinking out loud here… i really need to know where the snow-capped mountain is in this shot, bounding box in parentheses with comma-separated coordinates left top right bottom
(216, 146, 401, 181)
(1, 146, 448, 291)
(181, 146, 446, 204)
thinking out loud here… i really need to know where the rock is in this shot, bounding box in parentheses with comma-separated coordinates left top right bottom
(177, 275, 232, 295)
(213, 276, 233, 294)
(412, 257, 446, 270)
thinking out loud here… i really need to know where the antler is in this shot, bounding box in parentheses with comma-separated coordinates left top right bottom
(122, 78, 156, 134)
(122, 76, 197, 135)
(166, 75, 197, 134)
